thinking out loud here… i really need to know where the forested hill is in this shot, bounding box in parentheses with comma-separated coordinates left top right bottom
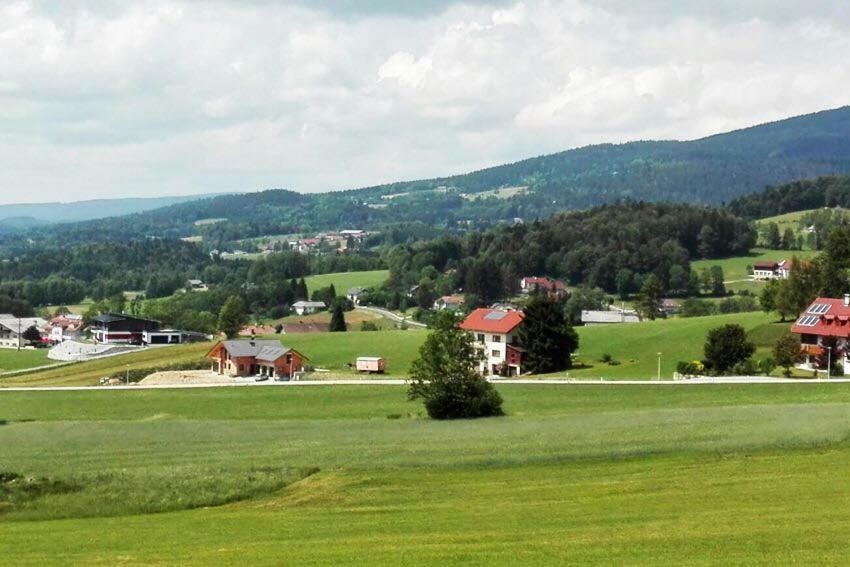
(727, 176, 850, 218)
(4, 106, 850, 250)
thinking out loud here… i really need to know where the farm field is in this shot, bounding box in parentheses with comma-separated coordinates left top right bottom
(5, 384, 850, 563)
(304, 270, 388, 294)
(756, 208, 850, 246)
(0, 349, 52, 374)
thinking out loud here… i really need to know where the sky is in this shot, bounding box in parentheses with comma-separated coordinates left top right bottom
(1, 1, 849, 204)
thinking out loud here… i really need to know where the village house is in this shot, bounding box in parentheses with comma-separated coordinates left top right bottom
(459, 308, 525, 376)
(47, 314, 84, 344)
(791, 295, 850, 370)
(206, 339, 307, 380)
(433, 295, 465, 311)
(520, 276, 567, 298)
(0, 315, 48, 348)
(752, 259, 792, 280)
(347, 287, 367, 305)
(292, 301, 326, 316)
(89, 314, 162, 345)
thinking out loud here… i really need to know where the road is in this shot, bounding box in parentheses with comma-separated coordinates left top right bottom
(4, 376, 850, 392)
(356, 306, 428, 328)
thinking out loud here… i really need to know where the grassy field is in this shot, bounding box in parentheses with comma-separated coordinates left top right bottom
(274, 307, 396, 330)
(304, 270, 388, 294)
(0, 349, 52, 374)
(5, 384, 850, 563)
(557, 311, 785, 379)
(756, 208, 850, 248)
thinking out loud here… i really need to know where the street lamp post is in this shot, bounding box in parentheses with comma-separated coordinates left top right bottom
(827, 347, 832, 381)
(657, 352, 662, 381)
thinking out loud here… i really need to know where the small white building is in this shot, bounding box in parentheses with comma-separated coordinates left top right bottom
(580, 310, 641, 325)
(433, 295, 464, 311)
(752, 259, 792, 281)
(347, 287, 367, 305)
(292, 301, 326, 316)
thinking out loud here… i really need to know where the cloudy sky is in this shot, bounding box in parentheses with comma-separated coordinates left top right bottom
(1, 1, 849, 204)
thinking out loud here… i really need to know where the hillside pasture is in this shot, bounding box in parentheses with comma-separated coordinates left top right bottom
(5, 385, 850, 563)
(304, 270, 389, 294)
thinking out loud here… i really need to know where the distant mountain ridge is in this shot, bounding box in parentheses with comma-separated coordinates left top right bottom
(0, 194, 228, 225)
(4, 105, 850, 250)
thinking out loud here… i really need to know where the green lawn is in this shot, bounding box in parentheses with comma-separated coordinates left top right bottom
(0, 349, 53, 374)
(5, 385, 850, 563)
(756, 208, 850, 248)
(305, 270, 389, 294)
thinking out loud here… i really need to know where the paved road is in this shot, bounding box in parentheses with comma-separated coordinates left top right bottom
(4, 376, 850, 392)
(356, 306, 427, 328)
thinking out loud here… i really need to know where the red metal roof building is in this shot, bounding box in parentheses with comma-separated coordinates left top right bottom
(459, 308, 525, 376)
(790, 295, 850, 369)
(520, 276, 567, 297)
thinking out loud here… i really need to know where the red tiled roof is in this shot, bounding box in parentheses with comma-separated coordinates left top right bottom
(459, 308, 524, 334)
(754, 261, 779, 270)
(522, 276, 566, 291)
(791, 297, 850, 338)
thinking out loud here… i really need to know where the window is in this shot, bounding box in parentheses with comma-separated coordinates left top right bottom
(286, 354, 292, 364)
(492, 335, 501, 343)
(477, 333, 485, 342)
(491, 350, 501, 357)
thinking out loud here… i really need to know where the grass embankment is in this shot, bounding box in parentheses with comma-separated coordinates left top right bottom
(0, 343, 214, 387)
(304, 270, 389, 294)
(5, 385, 850, 563)
(0, 349, 52, 374)
(274, 307, 396, 330)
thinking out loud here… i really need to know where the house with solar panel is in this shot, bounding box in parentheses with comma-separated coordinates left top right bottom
(790, 295, 850, 369)
(459, 308, 525, 376)
(206, 339, 309, 380)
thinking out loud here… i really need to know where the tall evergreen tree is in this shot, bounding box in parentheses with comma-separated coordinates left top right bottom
(517, 296, 579, 374)
(329, 302, 347, 332)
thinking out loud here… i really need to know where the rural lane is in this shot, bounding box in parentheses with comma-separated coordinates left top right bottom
(4, 376, 850, 392)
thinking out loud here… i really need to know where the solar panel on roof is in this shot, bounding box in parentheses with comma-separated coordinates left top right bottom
(796, 315, 819, 327)
(808, 303, 831, 315)
(483, 311, 508, 320)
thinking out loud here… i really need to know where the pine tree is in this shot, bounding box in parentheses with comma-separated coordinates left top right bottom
(329, 302, 347, 332)
(517, 296, 579, 373)
(297, 278, 309, 300)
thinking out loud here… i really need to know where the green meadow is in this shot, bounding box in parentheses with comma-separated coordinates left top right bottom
(691, 247, 820, 282)
(5, 384, 850, 564)
(0, 349, 52, 374)
(304, 270, 389, 294)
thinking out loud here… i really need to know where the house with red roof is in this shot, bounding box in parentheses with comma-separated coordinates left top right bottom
(790, 295, 850, 369)
(520, 276, 567, 298)
(459, 308, 525, 376)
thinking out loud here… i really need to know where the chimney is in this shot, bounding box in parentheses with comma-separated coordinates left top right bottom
(844, 294, 849, 308)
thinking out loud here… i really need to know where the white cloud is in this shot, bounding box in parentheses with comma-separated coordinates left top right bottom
(0, 0, 849, 203)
